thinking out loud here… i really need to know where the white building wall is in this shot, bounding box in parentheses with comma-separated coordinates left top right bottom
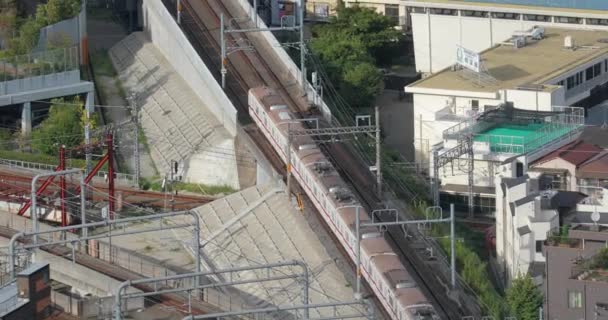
(411, 9, 608, 74)
(532, 158, 577, 190)
(411, 13, 431, 73)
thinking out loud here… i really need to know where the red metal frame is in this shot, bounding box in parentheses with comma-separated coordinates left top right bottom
(17, 164, 64, 216)
(18, 133, 116, 221)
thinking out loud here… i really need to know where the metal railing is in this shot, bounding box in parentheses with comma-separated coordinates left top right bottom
(0, 46, 80, 82)
(0, 158, 137, 185)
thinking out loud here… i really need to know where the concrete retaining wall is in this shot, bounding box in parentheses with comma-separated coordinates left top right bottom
(141, 0, 238, 136)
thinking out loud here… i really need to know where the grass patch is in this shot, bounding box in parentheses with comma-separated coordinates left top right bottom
(0, 149, 109, 171)
(139, 177, 235, 196)
(90, 50, 117, 77)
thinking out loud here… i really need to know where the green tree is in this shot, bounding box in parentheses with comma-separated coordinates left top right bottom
(340, 62, 383, 109)
(0, 127, 12, 150)
(2, 0, 81, 56)
(314, 6, 403, 66)
(310, 6, 402, 109)
(506, 275, 543, 320)
(31, 97, 85, 155)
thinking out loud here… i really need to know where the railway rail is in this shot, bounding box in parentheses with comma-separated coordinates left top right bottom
(169, 0, 476, 318)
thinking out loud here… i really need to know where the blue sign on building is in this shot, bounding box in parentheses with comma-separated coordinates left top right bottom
(460, 0, 608, 11)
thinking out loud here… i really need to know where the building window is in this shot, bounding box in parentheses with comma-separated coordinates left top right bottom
(605, 59, 608, 73)
(523, 14, 550, 22)
(577, 71, 584, 85)
(471, 100, 479, 112)
(429, 8, 456, 16)
(567, 76, 575, 90)
(568, 291, 583, 309)
(557, 80, 564, 87)
(412, 7, 426, 14)
(492, 12, 520, 20)
(555, 16, 583, 24)
(385, 5, 399, 24)
(535, 240, 543, 253)
(594, 62, 602, 77)
(586, 66, 594, 81)
(462, 10, 488, 18)
(587, 18, 608, 26)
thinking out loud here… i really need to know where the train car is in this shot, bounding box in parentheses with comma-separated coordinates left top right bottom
(249, 86, 440, 320)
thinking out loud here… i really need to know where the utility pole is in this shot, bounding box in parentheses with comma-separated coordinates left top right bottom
(128, 93, 140, 188)
(375, 106, 382, 199)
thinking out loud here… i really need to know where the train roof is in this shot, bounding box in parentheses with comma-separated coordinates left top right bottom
(361, 236, 393, 256)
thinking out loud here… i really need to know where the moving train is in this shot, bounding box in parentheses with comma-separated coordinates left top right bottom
(249, 87, 441, 320)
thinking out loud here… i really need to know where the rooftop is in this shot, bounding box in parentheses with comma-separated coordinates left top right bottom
(533, 140, 603, 167)
(578, 151, 608, 179)
(404, 0, 608, 15)
(579, 126, 608, 148)
(407, 28, 608, 93)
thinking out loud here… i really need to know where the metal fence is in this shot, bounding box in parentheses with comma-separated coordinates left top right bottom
(0, 158, 137, 185)
(0, 46, 80, 82)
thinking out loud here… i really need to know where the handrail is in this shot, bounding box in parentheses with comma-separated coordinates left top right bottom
(0, 158, 137, 184)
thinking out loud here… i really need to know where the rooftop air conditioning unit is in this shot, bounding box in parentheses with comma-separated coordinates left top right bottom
(564, 36, 575, 49)
(514, 36, 526, 49)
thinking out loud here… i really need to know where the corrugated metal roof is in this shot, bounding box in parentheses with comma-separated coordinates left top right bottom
(460, 0, 608, 10)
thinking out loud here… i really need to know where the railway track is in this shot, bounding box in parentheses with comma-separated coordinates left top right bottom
(169, 0, 477, 318)
(0, 225, 219, 317)
(0, 168, 214, 211)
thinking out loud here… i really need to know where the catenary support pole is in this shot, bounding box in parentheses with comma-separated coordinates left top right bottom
(220, 13, 227, 89)
(286, 123, 293, 196)
(80, 176, 87, 239)
(355, 206, 362, 300)
(375, 106, 382, 199)
(107, 133, 115, 219)
(450, 203, 456, 288)
(253, 0, 258, 26)
(299, 0, 306, 93)
(31, 169, 81, 244)
(129, 94, 140, 188)
(60, 145, 67, 227)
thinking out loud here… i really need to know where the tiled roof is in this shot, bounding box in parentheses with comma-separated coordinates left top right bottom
(533, 140, 602, 167)
(577, 151, 608, 180)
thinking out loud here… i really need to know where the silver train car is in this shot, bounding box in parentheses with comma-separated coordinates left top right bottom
(249, 87, 441, 320)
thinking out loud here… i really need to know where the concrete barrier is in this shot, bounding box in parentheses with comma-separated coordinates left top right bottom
(141, 0, 238, 136)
